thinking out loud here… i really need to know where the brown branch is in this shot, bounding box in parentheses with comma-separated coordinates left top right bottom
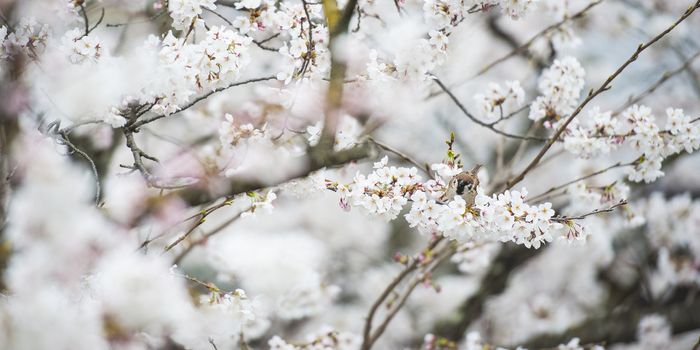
(615, 50, 700, 114)
(362, 238, 453, 350)
(528, 161, 634, 203)
(475, 0, 604, 77)
(128, 76, 277, 130)
(172, 208, 247, 264)
(552, 200, 628, 222)
(316, 0, 358, 150)
(79, 3, 90, 37)
(203, 7, 232, 25)
(491, 103, 531, 126)
(163, 198, 234, 252)
(504, 0, 700, 190)
(179, 142, 372, 207)
(57, 130, 101, 204)
(361, 237, 444, 350)
(122, 130, 165, 187)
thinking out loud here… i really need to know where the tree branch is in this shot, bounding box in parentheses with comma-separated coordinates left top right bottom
(432, 77, 548, 142)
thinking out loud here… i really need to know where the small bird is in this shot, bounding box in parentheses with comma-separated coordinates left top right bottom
(440, 164, 483, 206)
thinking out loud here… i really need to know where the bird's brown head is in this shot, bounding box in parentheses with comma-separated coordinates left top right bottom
(454, 170, 480, 195)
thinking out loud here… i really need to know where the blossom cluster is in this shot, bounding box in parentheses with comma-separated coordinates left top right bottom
(331, 156, 423, 221)
(365, 30, 450, 82)
(529, 56, 586, 124)
(273, 3, 330, 83)
(473, 80, 526, 122)
(562, 107, 618, 159)
(153, 26, 252, 114)
(219, 112, 267, 147)
(0, 17, 50, 60)
(371, 0, 539, 82)
(194, 0, 332, 83)
(168, 0, 217, 31)
(330, 157, 568, 249)
(563, 105, 700, 182)
(566, 180, 630, 210)
(422, 188, 563, 248)
(61, 27, 103, 64)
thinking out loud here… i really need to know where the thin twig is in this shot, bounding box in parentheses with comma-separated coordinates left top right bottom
(172, 208, 247, 264)
(615, 50, 700, 114)
(87, 8, 106, 36)
(364, 241, 456, 350)
(475, 0, 604, 77)
(128, 76, 276, 129)
(432, 77, 547, 142)
(257, 33, 280, 45)
(490, 103, 531, 126)
(360, 237, 443, 350)
(203, 7, 232, 25)
(79, 3, 90, 37)
(56, 131, 101, 205)
(552, 200, 628, 222)
(528, 161, 634, 202)
(163, 198, 234, 252)
(367, 137, 433, 178)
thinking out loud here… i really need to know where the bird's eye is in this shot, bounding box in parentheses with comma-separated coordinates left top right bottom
(456, 179, 467, 195)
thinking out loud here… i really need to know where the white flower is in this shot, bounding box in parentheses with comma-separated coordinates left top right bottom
(499, 0, 537, 20)
(219, 113, 264, 147)
(307, 116, 361, 151)
(529, 56, 585, 124)
(563, 108, 619, 158)
(551, 24, 582, 49)
(431, 162, 463, 179)
(346, 164, 423, 221)
(232, 16, 252, 34)
(242, 191, 277, 217)
(236, 0, 262, 9)
(628, 156, 664, 183)
(61, 28, 104, 64)
(637, 314, 671, 349)
(4, 17, 50, 58)
(103, 106, 127, 128)
(558, 337, 584, 350)
(374, 155, 389, 169)
(474, 80, 525, 122)
(168, 0, 217, 30)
